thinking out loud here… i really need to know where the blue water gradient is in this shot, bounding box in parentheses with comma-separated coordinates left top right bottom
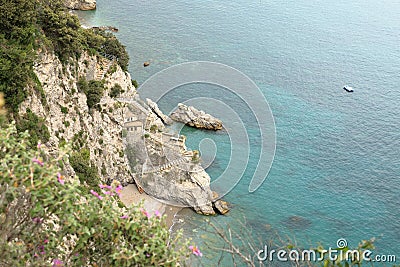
(77, 0, 400, 263)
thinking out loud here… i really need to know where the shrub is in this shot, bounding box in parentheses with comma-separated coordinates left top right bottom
(77, 76, 88, 92)
(150, 124, 158, 133)
(69, 148, 99, 189)
(110, 83, 122, 98)
(60, 106, 68, 114)
(0, 0, 130, 114)
(0, 123, 191, 266)
(16, 109, 50, 147)
(131, 79, 139, 88)
(99, 33, 129, 71)
(77, 77, 104, 109)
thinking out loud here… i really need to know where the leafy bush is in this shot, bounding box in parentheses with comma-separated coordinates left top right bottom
(110, 83, 122, 98)
(131, 79, 139, 88)
(69, 148, 99, 189)
(150, 124, 158, 133)
(99, 33, 129, 71)
(16, 108, 50, 147)
(77, 77, 105, 109)
(37, 2, 84, 60)
(0, 123, 191, 266)
(0, 0, 130, 114)
(60, 106, 68, 114)
(0, 34, 36, 113)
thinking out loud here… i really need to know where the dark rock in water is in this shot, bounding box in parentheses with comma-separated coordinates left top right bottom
(213, 199, 230, 215)
(282, 215, 312, 230)
(143, 61, 150, 67)
(193, 205, 216, 216)
(91, 26, 118, 32)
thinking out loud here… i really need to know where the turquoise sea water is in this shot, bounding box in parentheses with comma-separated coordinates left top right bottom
(77, 0, 400, 264)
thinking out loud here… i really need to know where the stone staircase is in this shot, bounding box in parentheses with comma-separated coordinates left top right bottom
(143, 157, 189, 174)
(116, 97, 150, 115)
(95, 53, 116, 80)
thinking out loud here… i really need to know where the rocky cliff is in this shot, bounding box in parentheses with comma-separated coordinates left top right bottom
(19, 48, 220, 214)
(20, 49, 134, 184)
(64, 0, 96, 10)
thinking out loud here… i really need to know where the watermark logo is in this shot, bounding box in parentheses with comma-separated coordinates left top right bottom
(336, 238, 347, 249)
(256, 238, 397, 264)
(131, 61, 276, 201)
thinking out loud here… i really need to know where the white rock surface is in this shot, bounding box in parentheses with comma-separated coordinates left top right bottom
(20, 51, 136, 184)
(170, 103, 223, 130)
(64, 0, 96, 10)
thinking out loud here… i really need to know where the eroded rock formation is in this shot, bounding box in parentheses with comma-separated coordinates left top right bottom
(64, 0, 96, 10)
(170, 103, 223, 130)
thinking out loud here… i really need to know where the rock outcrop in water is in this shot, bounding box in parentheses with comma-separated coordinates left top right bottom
(170, 103, 223, 130)
(64, 0, 96, 10)
(122, 98, 221, 215)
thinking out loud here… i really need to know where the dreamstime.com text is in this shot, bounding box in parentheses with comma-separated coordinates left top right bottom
(256, 239, 396, 263)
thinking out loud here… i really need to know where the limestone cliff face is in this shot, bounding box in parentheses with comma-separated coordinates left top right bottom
(19, 49, 217, 214)
(64, 0, 96, 10)
(20, 50, 135, 185)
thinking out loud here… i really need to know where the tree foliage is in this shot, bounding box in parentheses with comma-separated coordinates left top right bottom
(0, 0, 130, 113)
(15, 108, 50, 147)
(77, 77, 105, 109)
(69, 148, 100, 189)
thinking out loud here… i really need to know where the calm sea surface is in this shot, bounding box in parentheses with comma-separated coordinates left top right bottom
(77, 0, 400, 265)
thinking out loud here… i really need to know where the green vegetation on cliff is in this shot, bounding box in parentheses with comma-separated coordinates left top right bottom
(0, 0, 129, 114)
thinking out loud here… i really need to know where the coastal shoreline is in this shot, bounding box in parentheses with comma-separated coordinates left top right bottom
(119, 184, 182, 229)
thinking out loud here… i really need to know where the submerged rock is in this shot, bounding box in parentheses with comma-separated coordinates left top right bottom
(65, 0, 96, 10)
(213, 199, 230, 215)
(170, 103, 223, 130)
(282, 215, 312, 230)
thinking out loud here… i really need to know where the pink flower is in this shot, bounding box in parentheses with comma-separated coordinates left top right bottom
(52, 259, 63, 267)
(115, 185, 122, 195)
(32, 158, 44, 167)
(104, 191, 114, 196)
(57, 173, 65, 185)
(189, 245, 203, 257)
(38, 244, 45, 254)
(44, 239, 49, 244)
(37, 142, 42, 149)
(140, 208, 150, 218)
(120, 215, 128, 219)
(99, 184, 112, 189)
(90, 190, 103, 200)
(154, 210, 161, 218)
